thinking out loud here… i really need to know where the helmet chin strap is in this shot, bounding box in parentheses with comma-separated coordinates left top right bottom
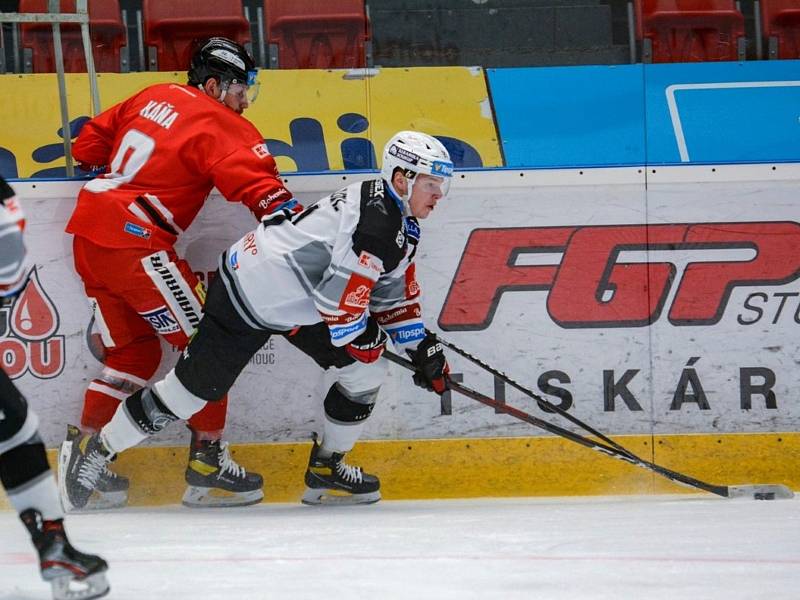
(387, 176, 413, 216)
(199, 81, 229, 104)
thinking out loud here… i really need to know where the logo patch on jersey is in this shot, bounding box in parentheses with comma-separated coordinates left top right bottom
(229, 251, 240, 271)
(321, 311, 361, 326)
(358, 251, 382, 274)
(395, 230, 405, 248)
(388, 323, 425, 343)
(140, 306, 180, 334)
(340, 273, 373, 310)
(124, 222, 151, 239)
(367, 195, 388, 216)
(404, 217, 420, 242)
(252, 143, 270, 159)
(405, 263, 420, 298)
(329, 318, 366, 341)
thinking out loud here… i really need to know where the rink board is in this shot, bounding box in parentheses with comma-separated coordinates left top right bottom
(0, 431, 797, 509)
(1, 164, 800, 505)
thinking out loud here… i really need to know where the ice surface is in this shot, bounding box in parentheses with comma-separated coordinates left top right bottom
(2, 495, 799, 600)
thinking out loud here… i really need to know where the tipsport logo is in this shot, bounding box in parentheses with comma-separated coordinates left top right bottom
(439, 221, 800, 330)
(0, 267, 65, 379)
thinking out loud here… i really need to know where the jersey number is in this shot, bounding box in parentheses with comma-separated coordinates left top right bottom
(85, 129, 155, 192)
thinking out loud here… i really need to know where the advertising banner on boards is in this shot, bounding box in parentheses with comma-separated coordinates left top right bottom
(4, 170, 799, 447)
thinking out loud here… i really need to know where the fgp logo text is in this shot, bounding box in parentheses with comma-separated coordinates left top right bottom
(439, 222, 800, 330)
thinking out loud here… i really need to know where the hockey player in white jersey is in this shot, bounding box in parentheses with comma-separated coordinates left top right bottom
(61, 131, 453, 506)
(0, 177, 110, 599)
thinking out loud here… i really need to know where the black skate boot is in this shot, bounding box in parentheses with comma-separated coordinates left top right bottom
(302, 438, 381, 506)
(20, 509, 110, 600)
(59, 430, 116, 512)
(59, 425, 129, 511)
(182, 432, 264, 508)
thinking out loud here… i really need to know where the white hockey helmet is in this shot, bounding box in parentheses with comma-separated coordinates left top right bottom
(381, 131, 454, 206)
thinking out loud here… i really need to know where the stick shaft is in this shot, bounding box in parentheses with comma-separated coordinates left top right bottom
(428, 329, 636, 459)
(384, 351, 729, 498)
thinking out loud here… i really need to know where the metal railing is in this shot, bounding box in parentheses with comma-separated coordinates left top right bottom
(0, 0, 101, 177)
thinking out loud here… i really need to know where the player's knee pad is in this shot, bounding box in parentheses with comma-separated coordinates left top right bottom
(323, 384, 376, 424)
(0, 435, 49, 491)
(335, 359, 386, 403)
(124, 387, 180, 435)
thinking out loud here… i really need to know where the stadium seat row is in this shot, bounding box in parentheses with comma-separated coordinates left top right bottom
(635, 0, 800, 62)
(7, 0, 370, 73)
(2, 0, 799, 72)
(636, 0, 800, 63)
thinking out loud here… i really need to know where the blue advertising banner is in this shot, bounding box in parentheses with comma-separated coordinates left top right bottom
(488, 65, 646, 168)
(489, 60, 800, 168)
(643, 61, 800, 164)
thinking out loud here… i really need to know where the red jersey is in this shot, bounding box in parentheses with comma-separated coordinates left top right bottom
(66, 83, 292, 250)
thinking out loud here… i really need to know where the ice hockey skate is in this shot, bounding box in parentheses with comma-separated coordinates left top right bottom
(302, 438, 381, 506)
(59, 425, 129, 511)
(20, 509, 110, 600)
(59, 430, 116, 512)
(182, 432, 264, 508)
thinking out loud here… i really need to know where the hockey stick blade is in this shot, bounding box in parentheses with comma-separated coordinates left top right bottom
(725, 485, 794, 500)
(383, 351, 795, 501)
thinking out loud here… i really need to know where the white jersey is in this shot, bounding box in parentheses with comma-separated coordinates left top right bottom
(218, 178, 426, 350)
(0, 177, 26, 298)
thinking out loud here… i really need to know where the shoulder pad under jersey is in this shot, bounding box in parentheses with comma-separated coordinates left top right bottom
(352, 179, 406, 272)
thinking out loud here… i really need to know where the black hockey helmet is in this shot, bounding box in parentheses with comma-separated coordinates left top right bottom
(187, 37, 257, 89)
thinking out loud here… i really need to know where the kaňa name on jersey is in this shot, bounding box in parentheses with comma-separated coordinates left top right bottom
(139, 100, 180, 130)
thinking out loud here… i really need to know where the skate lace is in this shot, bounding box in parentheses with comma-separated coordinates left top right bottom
(77, 450, 110, 490)
(218, 442, 246, 479)
(335, 459, 363, 484)
(102, 464, 119, 480)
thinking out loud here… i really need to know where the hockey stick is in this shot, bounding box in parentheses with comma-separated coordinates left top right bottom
(425, 329, 638, 460)
(384, 351, 794, 500)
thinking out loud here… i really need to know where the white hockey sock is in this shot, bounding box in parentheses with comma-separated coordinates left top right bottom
(7, 471, 64, 521)
(319, 418, 366, 457)
(102, 402, 148, 455)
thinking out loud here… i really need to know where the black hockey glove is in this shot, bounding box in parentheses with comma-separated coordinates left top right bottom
(407, 332, 450, 395)
(346, 317, 388, 363)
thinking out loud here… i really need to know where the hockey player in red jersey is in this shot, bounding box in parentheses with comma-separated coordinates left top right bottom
(59, 37, 299, 510)
(1, 177, 110, 600)
(61, 131, 453, 508)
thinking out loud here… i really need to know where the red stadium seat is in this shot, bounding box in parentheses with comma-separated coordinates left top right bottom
(760, 0, 800, 59)
(635, 0, 746, 63)
(142, 0, 251, 72)
(264, 0, 370, 69)
(19, 0, 126, 73)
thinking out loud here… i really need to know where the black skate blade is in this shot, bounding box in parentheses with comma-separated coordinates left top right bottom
(301, 487, 381, 506)
(726, 484, 794, 500)
(182, 486, 264, 508)
(52, 572, 110, 600)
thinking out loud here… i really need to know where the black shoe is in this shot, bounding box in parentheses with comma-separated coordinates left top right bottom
(182, 433, 264, 508)
(302, 438, 381, 505)
(20, 509, 110, 600)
